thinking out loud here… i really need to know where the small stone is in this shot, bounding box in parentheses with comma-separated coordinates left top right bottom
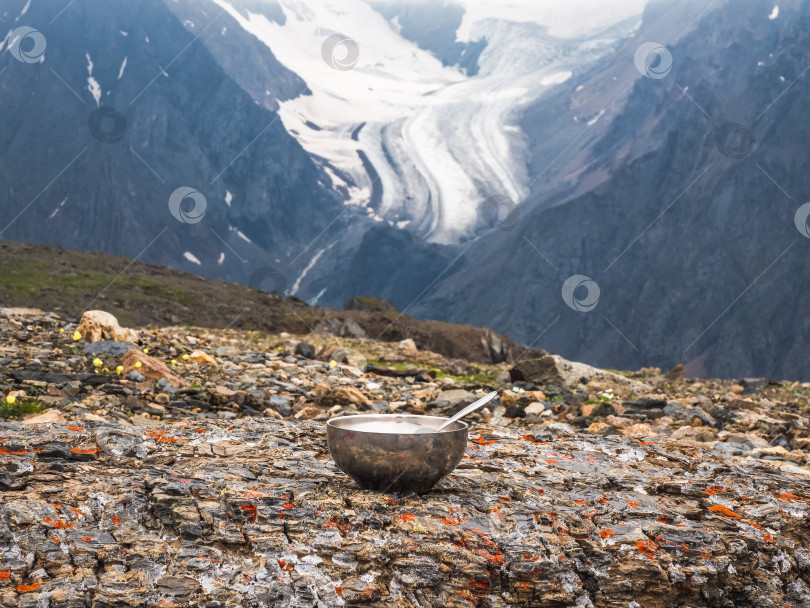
(156, 576, 200, 597)
(525, 402, 545, 416)
(317, 386, 371, 407)
(504, 405, 525, 419)
(78, 412, 108, 423)
(581, 402, 616, 418)
(398, 338, 417, 351)
(714, 441, 751, 456)
(621, 423, 655, 437)
(156, 377, 177, 393)
(21, 409, 67, 424)
(588, 422, 609, 434)
(127, 371, 145, 382)
(155, 393, 170, 405)
(605, 415, 633, 429)
(145, 403, 166, 416)
(189, 350, 218, 366)
(370, 400, 391, 413)
(295, 342, 316, 359)
(129, 413, 161, 426)
(729, 384, 744, 394)
(692, 417, 703, 427)
(83, 340, 138, 358)
(76, 310, 139, 343)
(120, 349, 186, 387)
(266, 394, 292, 417)
(295, 406, 324, 419)
(770, 433, 792, 450)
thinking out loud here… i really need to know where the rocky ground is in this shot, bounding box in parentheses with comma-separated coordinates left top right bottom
(1, 307, 809, 607)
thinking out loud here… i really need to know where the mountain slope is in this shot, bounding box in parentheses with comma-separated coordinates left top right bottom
(0, 0, 344, 289)
(0, 240, 539, 365)
(413, 0, 810, 380)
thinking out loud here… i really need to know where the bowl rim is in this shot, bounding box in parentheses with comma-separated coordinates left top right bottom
(326, 413, 469, 434)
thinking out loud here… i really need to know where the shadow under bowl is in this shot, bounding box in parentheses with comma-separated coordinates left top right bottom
(326, 414, 469, 494)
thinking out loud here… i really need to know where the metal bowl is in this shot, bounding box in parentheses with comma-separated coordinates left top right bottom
(326, 414, 469, 494)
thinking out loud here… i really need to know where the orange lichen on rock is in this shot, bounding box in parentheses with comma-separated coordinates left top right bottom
(70, 446, 99, 455)
(393, 513, 415, 522)
(471, 437, 497, 445)
(708, 505, 740, 518)
(240, 504, 257, 522)
(16, 583, 40, 592)
(144, 430, 188, 443)
(42, 517, 74, 529)
(0, 446, 28, 455)
(636, 538, 658, 560)
(599, 529, 615, 539)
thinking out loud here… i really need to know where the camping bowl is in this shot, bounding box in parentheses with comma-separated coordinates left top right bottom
(326, 414, 469, 493)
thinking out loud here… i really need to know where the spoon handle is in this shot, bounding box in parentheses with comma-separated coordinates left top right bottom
(435, 391, 498, 432)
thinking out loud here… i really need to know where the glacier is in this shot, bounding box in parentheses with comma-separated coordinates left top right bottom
(218, 0, 647, 244)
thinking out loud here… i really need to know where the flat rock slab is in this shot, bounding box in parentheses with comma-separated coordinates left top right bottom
(1, 421, 809, 608)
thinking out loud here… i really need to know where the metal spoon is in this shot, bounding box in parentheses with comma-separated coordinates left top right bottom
(432, 391, 498, 433)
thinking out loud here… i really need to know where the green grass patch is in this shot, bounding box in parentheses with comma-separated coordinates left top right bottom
(603, 369, 635, 377)
(366, 359, 497, 384)
(0, 398, 46, 420)
(0, 261, 196, 306)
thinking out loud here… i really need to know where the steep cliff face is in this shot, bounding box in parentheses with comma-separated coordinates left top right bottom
(414, 0, 810, 380)
(0, 0, 343, 288)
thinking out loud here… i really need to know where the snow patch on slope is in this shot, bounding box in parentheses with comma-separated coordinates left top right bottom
(454, 0, 646, 41)
(85, 53, 101, 106)
(290, 242, 335, 296)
